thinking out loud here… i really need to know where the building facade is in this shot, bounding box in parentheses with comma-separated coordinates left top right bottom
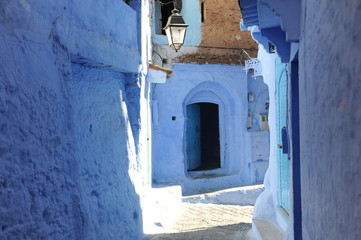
(150, 0, 270, 195)
(239, 0, 361, 239)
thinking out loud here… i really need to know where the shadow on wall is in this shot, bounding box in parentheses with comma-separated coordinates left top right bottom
(0, 35, 86, 239)
(72, 64, 143, 239)
(144, 223, 254, 240)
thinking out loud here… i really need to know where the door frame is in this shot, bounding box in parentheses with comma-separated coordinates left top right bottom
(182, 81, 241, 179)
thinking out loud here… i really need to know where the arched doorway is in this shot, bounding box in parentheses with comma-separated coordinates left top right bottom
(186, 102, 221, 171)
(182, 81, 242, 179)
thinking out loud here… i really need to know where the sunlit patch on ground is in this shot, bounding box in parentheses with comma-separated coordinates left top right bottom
(144, 203, 256, 240)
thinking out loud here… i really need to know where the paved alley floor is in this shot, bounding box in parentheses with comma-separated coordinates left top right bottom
(144, 202, 256, 240)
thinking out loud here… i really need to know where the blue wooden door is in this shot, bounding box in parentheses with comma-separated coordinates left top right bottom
(276, 59, 290, 213)
(186, 104, 201, 170)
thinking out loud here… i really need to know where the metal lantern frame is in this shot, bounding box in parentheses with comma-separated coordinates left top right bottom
(163, 8, 189, 52)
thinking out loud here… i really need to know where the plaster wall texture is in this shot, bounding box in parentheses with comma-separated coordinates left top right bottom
(72, 65, 142, 239)
(251, 46, 289, 233)
(247, 75, 269, 132)
(152, 63, 268, 195)
(245, 73, 270, 185)
(242, 17, 291, 237)
(245, 132, 269, 185)
(0, 1, 146, 239)
(0, 32, 81, 240)
(298, 1, 361, 239)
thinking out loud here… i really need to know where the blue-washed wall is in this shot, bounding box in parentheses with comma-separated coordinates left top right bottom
(245, 73, 270, 185)
(247, 74, 269, 132)
(299, 1, 361, 239)
(251, 46, 284, 229)
(72, 65, 142, 239)
(0, 1, 144, 239)
(152, 64, 254, 195)
(0, 32, 82, 239)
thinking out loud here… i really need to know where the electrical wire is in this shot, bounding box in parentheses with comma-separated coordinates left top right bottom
(155, 0, 175, 6)
(152, 50, 164, 67)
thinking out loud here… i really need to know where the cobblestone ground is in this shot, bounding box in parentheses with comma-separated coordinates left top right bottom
(144, 203, 256, 240)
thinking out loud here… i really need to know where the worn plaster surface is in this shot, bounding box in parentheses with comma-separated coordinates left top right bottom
(0, 1, 146, 239)
(299, 1, 361, 239)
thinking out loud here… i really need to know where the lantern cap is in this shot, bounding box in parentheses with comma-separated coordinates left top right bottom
(163, 9, 189, 29)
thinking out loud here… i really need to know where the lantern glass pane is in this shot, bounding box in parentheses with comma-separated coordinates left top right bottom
(165, 27, 173, 46)
(170, 26, 186, 44)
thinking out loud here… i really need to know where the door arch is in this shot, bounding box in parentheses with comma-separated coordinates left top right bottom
(183, 81, 241, 178)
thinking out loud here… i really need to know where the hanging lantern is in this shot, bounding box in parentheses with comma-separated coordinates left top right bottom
(163, 8, 189, 52)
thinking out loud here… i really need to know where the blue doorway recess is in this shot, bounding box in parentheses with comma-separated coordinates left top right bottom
(186, 103, 201, 170)
(186, 103, 221, 171)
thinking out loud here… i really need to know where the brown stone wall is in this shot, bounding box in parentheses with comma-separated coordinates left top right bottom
(177, 47, 255, 65)
(200, 0, 255, 49)
(174, 0, 258, 65)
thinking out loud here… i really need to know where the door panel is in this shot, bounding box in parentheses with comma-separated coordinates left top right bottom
(186, 104, 201, 170)
(276, 59, 290, 213)
(199, 103, 220, 170)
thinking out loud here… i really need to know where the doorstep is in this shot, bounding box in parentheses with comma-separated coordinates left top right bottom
(252, 219, 284, 240)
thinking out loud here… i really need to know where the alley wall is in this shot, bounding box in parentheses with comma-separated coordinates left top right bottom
(0, 1, 145, 239)
(299, 1, 361, 239)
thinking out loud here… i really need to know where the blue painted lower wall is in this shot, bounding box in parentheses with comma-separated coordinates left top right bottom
(299, 1, 361, 239)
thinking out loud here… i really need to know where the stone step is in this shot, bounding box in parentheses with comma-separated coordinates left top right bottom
(252, 219, 284, 240)
(182, 184, 264, 205)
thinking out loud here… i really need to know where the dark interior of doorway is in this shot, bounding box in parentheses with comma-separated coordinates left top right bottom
(191, 103, 221, 171)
